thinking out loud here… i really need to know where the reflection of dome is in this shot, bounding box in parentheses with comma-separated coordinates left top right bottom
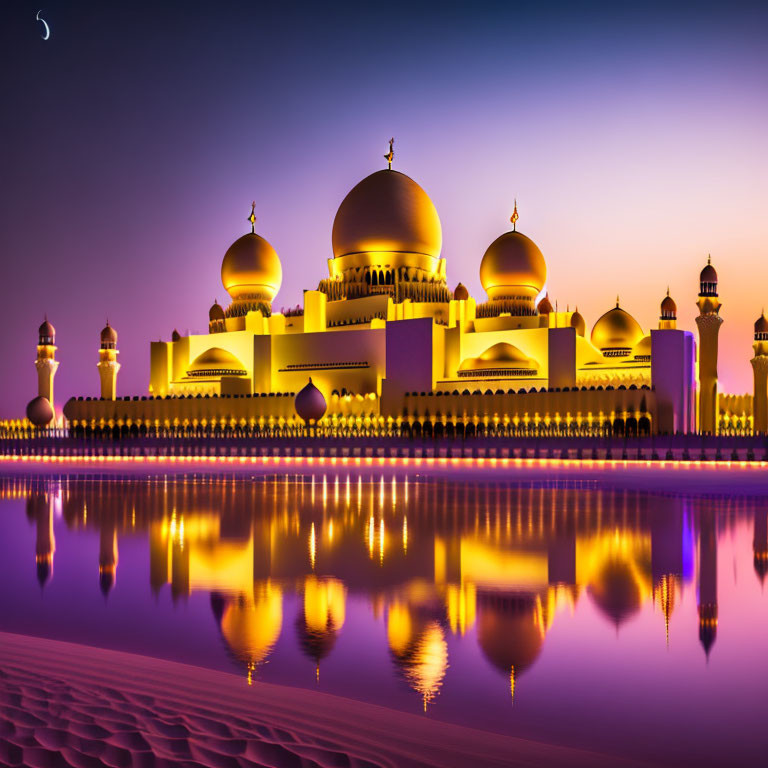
(476, 594, 544, 678)
(296, 576, 346, 666)
(453, 283, 469, 301)
(480, 230, 547, 301)
(459, 342, 538, 376)
(214, 584, 283, 669)
(332, 170, 442, 262)
(186, 347, 247, 378)
(26, 396, 54, 427)
(221, 231, 282, 306)
(295, 378, 327, 423)
(588, 558, 643, 627)
(209, 300, 225, 322)
(590, 303, 644, 355)
(387, 603, 448, 708)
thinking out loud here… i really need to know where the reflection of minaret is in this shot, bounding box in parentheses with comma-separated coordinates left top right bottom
(753, 509, 768, 586)
(651, 499, 684, 644)
(695, 256, 722, 434)
(27, 493, 55, 588)
(149, 521, 169, 595)
(697, 509, 718, 658)
(99, 521, 118, 597)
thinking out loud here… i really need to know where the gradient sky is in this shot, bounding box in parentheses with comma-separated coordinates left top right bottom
(2, 0, 767, 417)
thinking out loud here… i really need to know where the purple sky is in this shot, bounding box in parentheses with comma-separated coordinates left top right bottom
(2, 0, 768, 417)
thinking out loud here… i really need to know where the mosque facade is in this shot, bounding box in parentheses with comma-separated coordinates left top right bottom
(23, 143, 767, 436)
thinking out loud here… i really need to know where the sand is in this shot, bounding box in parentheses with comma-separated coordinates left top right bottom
(0, 631, 652, 768)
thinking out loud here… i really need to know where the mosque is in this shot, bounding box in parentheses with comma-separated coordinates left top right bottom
(23, 141, 768, 435)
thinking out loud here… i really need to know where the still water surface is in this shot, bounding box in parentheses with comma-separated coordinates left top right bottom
(0, 472, 766, 766)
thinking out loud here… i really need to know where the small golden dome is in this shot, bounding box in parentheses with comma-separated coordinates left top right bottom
(661, 292, 676, 315)
(632, 335, 652, 359)
(38, 318, 55, 339)
(453, 283, 469, 301)
(26, 396, 54, 427)
(591, 302, 644, 354)
(700, 261, 717, 284)
(755, 313, 768, 334)
(331, 169, 442, 260)
(209, 300, 225, 322)
(100, 322, 117, 345)
(570, 308, 586, 336)
(221, 231, 282, 303)
(459, 342, 538, 374)
(480, 230, 547, 301)
(537, 293, 553, 314)
(186, 347, 247, 378)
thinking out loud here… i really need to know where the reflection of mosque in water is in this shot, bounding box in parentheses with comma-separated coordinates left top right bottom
(7, 476, 767, 706)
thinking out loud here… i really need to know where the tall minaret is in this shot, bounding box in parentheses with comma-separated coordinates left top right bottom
(695, 256, 722, 434)
(751, 312, 768, 434)
(97, 322, 120, 400)
(35, 317, 59, 405)
(659, 288, 677, 330)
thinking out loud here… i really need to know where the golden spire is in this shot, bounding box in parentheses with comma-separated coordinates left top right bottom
(707, 253, 712, 265)
(248, 201, 256, 233)
(666, 286, 670, 297)
(616, 294, 620, 308)
(384, 138, 394, 170)
(510, 199, 519, 231)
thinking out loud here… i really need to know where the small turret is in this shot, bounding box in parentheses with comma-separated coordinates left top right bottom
(97, 321, 120, 400)
(659, 288, 677, 330)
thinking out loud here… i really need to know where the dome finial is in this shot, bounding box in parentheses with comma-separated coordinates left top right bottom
(510, 199, 519, 232)
(707, 253, 711, 265)
(248, 201, 256, 234)
(384, 137, 394, 170)
(616, 294, 620, 307)
(666, 286, 670, 297)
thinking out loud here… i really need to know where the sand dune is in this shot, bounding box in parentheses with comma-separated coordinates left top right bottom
(0, 631, 650, 768)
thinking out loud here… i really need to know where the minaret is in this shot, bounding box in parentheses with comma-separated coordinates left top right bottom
(697, 509, 718, 659)
(97, 322, 120, 400)
(695, 256, 722, 434)
(750, 312, 768, 434)
(659, 288, 677, 330)
(35, 317, 59, 405)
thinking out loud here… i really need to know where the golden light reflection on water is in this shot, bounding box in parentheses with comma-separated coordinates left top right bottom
(4, 474, 766, 711)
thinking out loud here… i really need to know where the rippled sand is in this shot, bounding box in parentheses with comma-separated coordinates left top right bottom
(0, 632, 651, 768)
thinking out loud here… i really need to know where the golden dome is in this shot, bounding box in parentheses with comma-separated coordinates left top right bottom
(632, 335, 652, 360)
(453, 282, 469, 301)
(570, 308, 586, 337)
(331, 170, 442, 262)
(755, 313, 768, 334)
(661, 292, 676, 315)
(186, 347, 247, 378)
(480, 230, 546, 302)
(590, 302, 644, 354)
(537, 293, 553, 314)
(459, 342, 538, 374)
(221, 232, 282, 303)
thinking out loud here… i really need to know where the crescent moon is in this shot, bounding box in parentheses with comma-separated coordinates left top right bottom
(36, 10, 50, 40)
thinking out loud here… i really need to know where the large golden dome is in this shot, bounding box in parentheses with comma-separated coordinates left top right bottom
(479, 230, 547, 301)
(590, 303, 644, 354)
(221, 232, 282, 303)
(331, 170, 442, 263)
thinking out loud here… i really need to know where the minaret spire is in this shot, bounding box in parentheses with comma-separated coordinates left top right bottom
(510, 199, 519, 232)
(384, 138, 394, 170)
(248, 201, 256, 234)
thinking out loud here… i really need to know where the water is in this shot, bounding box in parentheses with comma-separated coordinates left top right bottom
(0, 470, 766, 766)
